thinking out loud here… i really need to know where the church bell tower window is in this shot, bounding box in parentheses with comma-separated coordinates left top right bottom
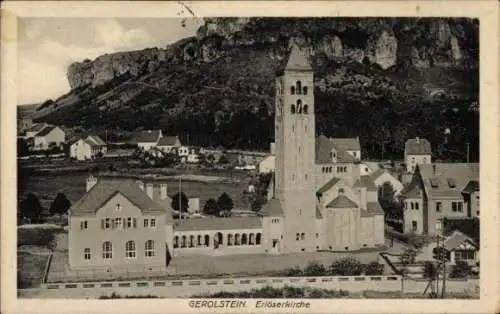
(290, 86, 295, 95)
(296, 81, 302, 95)
(303, 105, 308, 114)
(291, 104, 296, 114)
(296, 100, 302, 114)
(303, 86, 308, 95)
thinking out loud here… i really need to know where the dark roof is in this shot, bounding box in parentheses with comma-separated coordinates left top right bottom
(419, 163, 479, 198)
(364, 202, 384, 216)
(443, 230, 478, 251)
(405, 138, 432, 155)
(261, 198, 284, 217)
(136, 130, 162, 143)
(173, 216, 262, 231)
(26, 123, 47, 133)
(332, 138, 360, 151)
(86, 135, 106, 146)
(315, 135, 334, 164)
(399, 182, 422, 199)
(317, 177, 341, 194)
(326, 195, 358, 208)
(158, 136, 180, 146)
(462, 180, 479, 194)
(35, 126, 57, 137)
(353, 175, 378, 192)
(70, 179, 167, 217)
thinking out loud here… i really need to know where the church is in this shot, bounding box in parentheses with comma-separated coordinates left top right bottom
(67, 43, 385, 272)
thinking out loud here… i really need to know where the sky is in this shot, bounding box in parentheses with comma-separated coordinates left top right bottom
(17, 18, 202, 105)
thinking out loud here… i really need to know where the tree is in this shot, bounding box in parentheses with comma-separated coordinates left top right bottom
(171, 192, 189, 214)
(449, 261, 472, 279)
(329, 257, 363, 276)
(378, 181, 397, 218)
(17, 138, 29, 156)
(203, 198, 219, 216)
(50, 192, 71, 216)
(217, 192, 234, 216)
(422, 261, 439, 279)
(19, 193, 43, 222)
(218, 155, 229, 164)
(251, 193, 266, 212)
(304, 261, 327, 276)
(364, 262, 384, 275)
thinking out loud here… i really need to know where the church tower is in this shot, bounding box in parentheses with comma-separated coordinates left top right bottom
(274, 42, 317, 253)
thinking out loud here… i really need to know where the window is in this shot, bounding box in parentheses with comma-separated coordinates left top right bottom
(296, 99, 302, 113)
(126, 217, 132, 228)
(411, 202, 414, 210)
(436, 202, 442, 212)
(144, 219, 149, 227)
(181, 235, 187, 248)
(84, 248, 91, 260)
(197, 235, 202, 246)
(301, 233, 305, 240)
(174, 236, 179, 248)
(458, 202, 463, 212)
(80, 221, 88, 230)
(145, 240, 155, 257)
(452, 202, 458, 212)
(256, 233, 261, 245)
(125, 241, 136, 258)
(296, 233, 300, 241)
(415, 202, 419, 210)
(303, 86, 308, 95)
(102, 241, 112, 259)
(150, 218, 156, 227)
(296, 81, 302, 95)
(411, 221, 418, 232)
(115, 203, 122, 212)
(290, 86, 295, 95)
(227, 234, 233, 246)
(133, 218, 137, 228)
(114, 218, 122, 229)
(303, 105, 308, 114)
(316, 233, 319, 239)
(338, 188, 345, 194)
(105, 218, 111, 229)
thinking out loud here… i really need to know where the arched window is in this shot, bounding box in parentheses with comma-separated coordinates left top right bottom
(296, 99, 302, 113)
(415, 202, 419, 210)
(197, 235, 202, 246)
(303, 105, 308, 114)
(84, 248, 91, 260)
(242, 234, 248, 245)
(235, 234, 241, 245)
(411, 202, 414, 210)
(125, 240, 136, 258)
(204, 235, 210, 247)
(181, 235, 187, 248)
(296, 81, 302, 95)
(102, 241, 112, 259)
(343, 166, 347, 172)
(174, 236, 179, 248)
(290, 86, 295, 95)
(249, 233, 255, 245)
(256, 233, 261, 245)
(329, 167, 332, 173)
(227, 234, 233, 246)
(291, 104, 296, 114)
(303, 86, 308, 95)
(189, 235, 195, 248)
(145, 240, 155, 257)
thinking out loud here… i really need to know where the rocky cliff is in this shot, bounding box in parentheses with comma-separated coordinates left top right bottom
(33, 17, 479, 160)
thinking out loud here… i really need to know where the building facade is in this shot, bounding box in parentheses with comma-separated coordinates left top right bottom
(404, 137, 432, 173)
(70, 135, 107, 161)
(32, 126, 66, 151)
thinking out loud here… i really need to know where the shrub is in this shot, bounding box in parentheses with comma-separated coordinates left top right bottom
(330, 257, 363, 276)
(422, 261, 438, 279)
(363, 262, 384, 275)
(449, 261, 472, 279)
(284, 266, 303, 277)
(303, 261, 327, 276)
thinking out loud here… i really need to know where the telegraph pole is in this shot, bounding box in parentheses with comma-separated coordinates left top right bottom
(466, 142, 470, 163)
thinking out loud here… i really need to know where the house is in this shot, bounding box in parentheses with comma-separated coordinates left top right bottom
(400, 163, 479, 235)
(259, 155, 275, 173)
(332, 137, 362, 161)
(24, 122, 49, 139)
(404, 137, 432, 173)
(417, 230, 479, 266)
(32, 125, 66, 151)
(157, 136, 181, 153)
(369, 168, 404, 198)
(137, 130, 163, 150)
(70, 135, 107, 161)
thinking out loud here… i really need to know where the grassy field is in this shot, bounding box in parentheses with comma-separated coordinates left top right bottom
(17, 251, 50, 289)
(19, 171, 251, 210)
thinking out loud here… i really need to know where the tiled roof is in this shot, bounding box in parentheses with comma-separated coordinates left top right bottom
(158, 136, 180, 146)
(70, 179, 167, 217)
(399, 182, 421, 198)
(419, 163, 479, 199)
(462, 180, 479, 194)
(405, 138, 432, 155)
(317, 177, 341, 194)
(86, 135, 106, 146)
(315, 135, 334, 164)
(35, 126, 57, 137)
(285, 43, 312, 72)
(332, 138, 360, 151)
(326, 195, 358, 208)
(369, 168, 386, 181)
(365, 202, 384, 215)
(173, 216, 262, 231)
(337, 150, 357, 163)
(261, 198, 284, 217)
(353, 175, 378, 192)
(26, 123, 48, 133)
(443, 230, 478, 251)
(136, 130, 162, 143)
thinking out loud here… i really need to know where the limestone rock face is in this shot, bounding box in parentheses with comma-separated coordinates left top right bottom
(365, 30, 398, 69)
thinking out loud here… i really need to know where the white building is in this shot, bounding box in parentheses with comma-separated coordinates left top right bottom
(32, 126, 66, 151)
(137, 130, 163, 150)
(404, 137, 432, 173)
(157, 136, 181, 153)
(259, 155, 275, 173)
(70, 135, 107, 161)
(369, 168, 404, 198)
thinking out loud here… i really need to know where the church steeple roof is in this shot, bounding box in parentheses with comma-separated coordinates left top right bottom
(285, 42, 312, 72)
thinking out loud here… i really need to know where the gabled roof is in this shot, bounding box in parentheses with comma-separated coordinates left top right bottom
(365, 202, 384, 215)
(26, 123, 48, 134)
(173, 216, 262, 231)
(332, 138, 360, 151)
(353, 175, 378, 192)
(285, 42, 312, 72)
(369, 168, 386, 181)
(35, 126, 57, 137)
(315, 135, 334, 164)
(462, 180, 479, 194)
(158, 136, 180, 146)
(261, 198, 284, 217)
(419, 163, 479, 199)
(317, 177, 341, 194)
(86, 135, 106, 146)
(136, 130, 162, 143)
(399, 181, 422, 199)
(443, 230, 479, 251)
(70, 179, 167, 217)
(405, 138, 432, 155)
(326, 195, 358, 208)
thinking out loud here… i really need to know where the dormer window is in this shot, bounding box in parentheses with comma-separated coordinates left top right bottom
(447, 178, 456, 188)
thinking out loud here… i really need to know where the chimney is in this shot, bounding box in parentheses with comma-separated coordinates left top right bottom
(270, 142, 276, 155)
(146, 183, 154, 200)
(160, 183, 168, 200)
(86, 175, 98, 192)
(359, 187, 367, 210)
(416, 137, 420, 143)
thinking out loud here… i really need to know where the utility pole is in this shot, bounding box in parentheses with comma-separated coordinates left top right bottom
(441, 250, 447, 299)
(466, 142, 470, 163)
